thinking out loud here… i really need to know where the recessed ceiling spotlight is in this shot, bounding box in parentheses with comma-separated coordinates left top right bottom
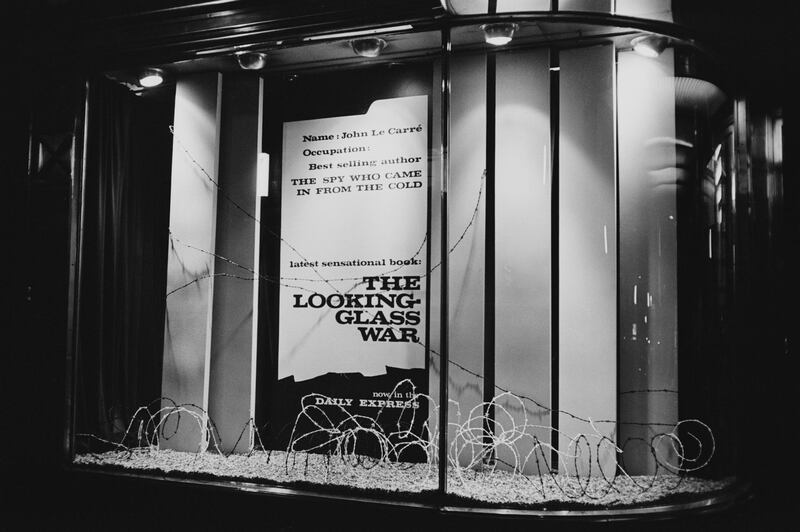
(631, 35, 669, 58)
(138, 68, 164, 88)
(235, 51, 267, 70)
(351, 37, 387, 58)
(481, 23, 518, 46)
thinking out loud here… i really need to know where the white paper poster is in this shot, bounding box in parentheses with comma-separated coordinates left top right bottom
(278, 95, 428, 382)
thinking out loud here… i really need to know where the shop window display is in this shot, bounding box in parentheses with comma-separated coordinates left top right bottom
(70, 12, 769, 514)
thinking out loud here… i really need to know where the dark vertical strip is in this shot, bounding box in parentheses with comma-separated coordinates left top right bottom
(65, 80, 90, 460)
(614, 49, 622, 467)
(483, 52, 496, 459)
(438, 27, 451, 497)
(424, 64, 434, 375)
(552, 0, 559, 12)
(488, 0, 497, 14)
(777, 78, 796, 503)
(254, 75, 284, 444)
(549, 48, 560, 471)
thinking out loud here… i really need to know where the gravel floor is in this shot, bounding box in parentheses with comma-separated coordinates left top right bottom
(74, 449, 731, 509)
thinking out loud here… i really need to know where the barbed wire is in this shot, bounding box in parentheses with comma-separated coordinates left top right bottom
(74, 382, 715, 505)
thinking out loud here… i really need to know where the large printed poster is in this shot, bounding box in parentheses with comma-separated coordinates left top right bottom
(279, 94, 428, 380)
(269, 91, 430, 458)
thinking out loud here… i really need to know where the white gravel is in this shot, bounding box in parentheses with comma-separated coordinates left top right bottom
(74, 449, 731, 508)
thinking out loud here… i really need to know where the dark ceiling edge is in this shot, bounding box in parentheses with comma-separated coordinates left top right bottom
(20, 0, 784, 85)
(92, 13, 448, 70)
(20, 0, 446, 72)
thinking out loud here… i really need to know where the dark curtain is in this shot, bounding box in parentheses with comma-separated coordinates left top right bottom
(75, 78, 174, 446)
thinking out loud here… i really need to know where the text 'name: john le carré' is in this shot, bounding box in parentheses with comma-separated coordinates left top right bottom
(302, 125, 423, 143)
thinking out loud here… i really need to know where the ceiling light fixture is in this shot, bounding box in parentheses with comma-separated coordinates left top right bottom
(351, 37, 387, 58)
(481, 23, 518, 46)
(631, 35, 668, 58)
(235, 51, 267, 70)
(138, 68, 164, 88)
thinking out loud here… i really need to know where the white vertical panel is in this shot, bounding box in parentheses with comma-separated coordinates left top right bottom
(162, 73, 221, 452)
(448, 52, 486, 461)
(618, 49, 678, 474)
(495, 48, 551, 473)
(558, 44, 616, 477)
(251, 80, 265, 448)
(444, 0, 488, 15)
(616, 0, 673, 21)
(497, 0, 550, 12)
(207, 74, 261, 454)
